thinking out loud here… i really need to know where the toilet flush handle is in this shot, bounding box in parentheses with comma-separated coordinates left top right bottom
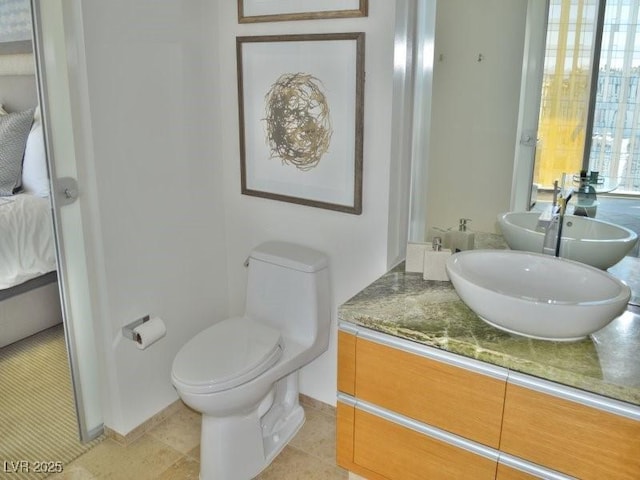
(244, 257, 250, 268)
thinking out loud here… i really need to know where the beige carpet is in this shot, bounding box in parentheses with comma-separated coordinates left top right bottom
(0, 325, 102, 478)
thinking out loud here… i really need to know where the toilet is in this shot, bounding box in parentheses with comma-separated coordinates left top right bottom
(171, 241, 330, 480)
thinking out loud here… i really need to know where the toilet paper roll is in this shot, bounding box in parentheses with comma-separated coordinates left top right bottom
(133, 317, 166, 350)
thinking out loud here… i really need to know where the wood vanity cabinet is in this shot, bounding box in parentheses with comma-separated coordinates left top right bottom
(338, 403, 497, 480)
(337, 331, 504, 480)
(494, 464, 539, 480)
(501, 383, 640, 480)
(337, 330, 357, 395)
(352, 334, 506, 448)
(337, 329, 640, 480)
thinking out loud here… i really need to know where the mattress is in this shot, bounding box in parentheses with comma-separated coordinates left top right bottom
(0, 194, 56, 289)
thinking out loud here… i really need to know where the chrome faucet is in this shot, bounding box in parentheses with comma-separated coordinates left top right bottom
(542, 181, 574, 257)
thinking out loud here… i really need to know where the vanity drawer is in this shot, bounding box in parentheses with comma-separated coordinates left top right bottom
(337, 402, 388, 480)
(501, 383, 640, 480)
(336, 401, 355, 470)
(495, 464, 540, 480)
(338, 330, 357, 395)
(354, 337, 506, 448)
(351, 408, 497, 480)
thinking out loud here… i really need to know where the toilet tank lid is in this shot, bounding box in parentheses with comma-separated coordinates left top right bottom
(250, 241, 328, 273)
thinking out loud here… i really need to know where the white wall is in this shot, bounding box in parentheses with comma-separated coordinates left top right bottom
(58, 0, 400, 435)
(0, 74, 37, 111)
(216, 0, 398, 405)
(76, 0, 229, 434)
(425, 0, 528, 234)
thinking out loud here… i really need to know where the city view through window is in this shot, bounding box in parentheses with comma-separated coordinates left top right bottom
(535, 0, 640, 195)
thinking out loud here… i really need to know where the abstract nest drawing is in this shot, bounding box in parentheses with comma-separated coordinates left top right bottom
(264, 73, 333, 172)
(237, 33, 364, 214)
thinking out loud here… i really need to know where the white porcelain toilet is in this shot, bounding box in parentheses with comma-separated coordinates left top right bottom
(171, 241, 330, 480)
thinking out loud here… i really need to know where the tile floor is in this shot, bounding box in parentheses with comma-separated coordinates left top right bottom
(49, 401, 347, 480)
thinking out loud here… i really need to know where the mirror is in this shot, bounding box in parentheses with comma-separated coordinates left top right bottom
(425, 0, 529, 236)
(405, 0, 531, 240)
(405, 0, 640, 261)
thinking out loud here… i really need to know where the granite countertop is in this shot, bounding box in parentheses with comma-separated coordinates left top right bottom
(338, 259, 640, 407)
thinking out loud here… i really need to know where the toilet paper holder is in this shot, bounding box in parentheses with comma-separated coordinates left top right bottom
(122, 315, 150, 343)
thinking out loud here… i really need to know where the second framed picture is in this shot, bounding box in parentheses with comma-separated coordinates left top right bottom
(238, 0, 368, 23)
(236, 33, 365, 214)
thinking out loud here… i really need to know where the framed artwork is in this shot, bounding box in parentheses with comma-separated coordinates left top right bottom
(238, 0, 368, 23)
(237, 33, 365, 214)
(0, 0, 32, 55)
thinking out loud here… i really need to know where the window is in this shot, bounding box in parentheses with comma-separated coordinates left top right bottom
(535, 0, 640, 195)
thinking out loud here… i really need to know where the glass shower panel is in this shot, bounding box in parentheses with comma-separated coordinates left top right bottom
(32, 0, 103, 441)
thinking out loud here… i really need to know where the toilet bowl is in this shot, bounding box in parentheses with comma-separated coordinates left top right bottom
(171, 241, 330, 480)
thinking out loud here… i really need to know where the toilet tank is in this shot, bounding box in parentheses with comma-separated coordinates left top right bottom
(245, 242, 330, 349)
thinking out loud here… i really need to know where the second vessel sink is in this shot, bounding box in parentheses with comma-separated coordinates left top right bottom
(497, 211, 638, 269)
(446, 250, 630, 341)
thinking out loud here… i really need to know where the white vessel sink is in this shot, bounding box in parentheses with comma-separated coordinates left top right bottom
(446, 250, 630, 341)
(497, 211, 638, 270)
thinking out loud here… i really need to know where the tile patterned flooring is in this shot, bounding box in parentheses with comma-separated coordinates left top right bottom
(49, 401, 347, 480)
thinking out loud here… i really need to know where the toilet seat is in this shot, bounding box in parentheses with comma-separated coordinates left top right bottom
(171, 316, 283, 395)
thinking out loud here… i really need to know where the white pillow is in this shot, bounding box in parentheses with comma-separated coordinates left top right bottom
(21, 109, 50, 197)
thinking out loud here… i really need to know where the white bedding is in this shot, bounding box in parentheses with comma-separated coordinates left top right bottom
(0, 194, 56, 290)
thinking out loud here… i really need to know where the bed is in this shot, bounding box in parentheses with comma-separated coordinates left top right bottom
(1, 103, 62, 348)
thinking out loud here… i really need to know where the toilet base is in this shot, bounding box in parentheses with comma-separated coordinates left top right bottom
(199, 373, 304, 480)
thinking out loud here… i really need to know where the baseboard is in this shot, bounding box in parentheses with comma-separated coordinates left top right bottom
(349, 474, 369, 480)
(104, 399, 184, 446)
(299, 393, 335, 416)
(104, 394, 334, 446)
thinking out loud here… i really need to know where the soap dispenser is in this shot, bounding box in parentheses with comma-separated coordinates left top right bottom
(423, 237, 451, 281)
(448, 218, 475, 252)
